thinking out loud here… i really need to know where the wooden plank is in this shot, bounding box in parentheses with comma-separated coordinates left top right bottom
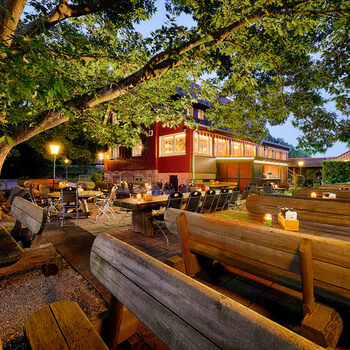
(11, 197, 47, 235)
(164, 209, 350, 269)
(246, 194, 350, 227)
(91, 233, 323, 350)
(50, 301, 108, 350)
(0, 243, 56, 277)
(24, 304, 69, 350)
(0, 226, 23, 265)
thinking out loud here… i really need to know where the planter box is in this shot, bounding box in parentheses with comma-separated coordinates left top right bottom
(278, 213, 299, 231)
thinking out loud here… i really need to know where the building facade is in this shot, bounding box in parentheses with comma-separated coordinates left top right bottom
(104, 104, 290, 190)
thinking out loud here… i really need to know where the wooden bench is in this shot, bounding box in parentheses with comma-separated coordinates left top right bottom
(293, 188, 350, 201)
(164, 208, 349, 348)
(246, 193, 350, 227)
(0, 196, 56, 277)
(24, 233, 323, 350)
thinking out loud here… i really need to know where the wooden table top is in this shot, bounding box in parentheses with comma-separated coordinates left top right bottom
(47, 191, 103, 198)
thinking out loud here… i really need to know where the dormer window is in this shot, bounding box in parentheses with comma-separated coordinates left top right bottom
(197, 109, 204, 120)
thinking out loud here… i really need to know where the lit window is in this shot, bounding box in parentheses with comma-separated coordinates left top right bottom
(132, 141, 143, 157)
(215, 138, 229, 157)
(232, 142, 243, 156)
(187, 107, 193, 116)
(194, 134, 212, 156)
(197, 109, 204, 120)
(160, 133, 186, 156)
(267, 149, 273, 158)
(245, 144, 256, 157)
(109, 146, 119, 159)
(281, 152, 287, 160)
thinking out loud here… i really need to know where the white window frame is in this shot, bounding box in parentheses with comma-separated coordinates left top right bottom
(159, 133, 186, 157)
(132, 141, 143, 157)
(194, 134, 212, 156)
(109, 146, 119, 159)
(197, 109, 205, 120)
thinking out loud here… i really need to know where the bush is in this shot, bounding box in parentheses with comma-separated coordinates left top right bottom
(91, 169, 104, 183)
(293, 174, 305, 188)
(322, 161, 350, 184)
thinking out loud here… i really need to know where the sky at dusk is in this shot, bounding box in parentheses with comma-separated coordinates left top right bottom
(135, 1, 349, 158)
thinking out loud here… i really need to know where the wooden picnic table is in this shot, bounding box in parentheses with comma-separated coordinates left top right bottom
(48, 190, 103, 216)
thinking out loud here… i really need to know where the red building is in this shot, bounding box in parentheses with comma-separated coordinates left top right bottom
(104, 105, 290, 190)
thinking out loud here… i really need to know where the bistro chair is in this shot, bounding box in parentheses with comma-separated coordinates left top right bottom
(235, 185, 250, 210)
(178, 184, 188, 193)
(248, 182, 258, 194)
(199, 189, 216, 214)
(185, 190, 202, 212)
(95, 185, 117, 221)
(152, 192, 183, 245)
(151, 185, 162, 196)
(213, 188, 230, 212)
(164, 182, 175, 195)
(60, 187, 80, 227)
(227, 186, 240, 209)
(156, 181, 163, 191)
(263, 183, 273, 194)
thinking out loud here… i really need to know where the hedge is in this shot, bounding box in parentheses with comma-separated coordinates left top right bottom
(321, 161, 350, 184)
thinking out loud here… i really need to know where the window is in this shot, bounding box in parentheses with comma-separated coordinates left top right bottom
(244, 144, 256, 157)
(160, 133, 186, 156)
(281, 152, 287, 160)
(197, 109, 205, 120)
(232, 141, 243, 157)
(132, 141, 143, 157)
(267, 149, 273, 159)
(194, 134, 212, 156)
(109, 146, 119, 159)
(215, 137, 229, 157)
(258, 146, 264, 157)
(187, 107, 193, 116)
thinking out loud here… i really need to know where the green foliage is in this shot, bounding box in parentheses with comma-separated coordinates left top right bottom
(91, 169, 104, 183)
(293, 174, 305, 189)
(266, 133, 310, 158)
(321, 161, 350, 184)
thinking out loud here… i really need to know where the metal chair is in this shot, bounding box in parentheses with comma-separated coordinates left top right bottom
(199, 189, 216, 213)
(95, 185, 117, 221)
(185, 191, 201, 212)
(29, 185, 58, 222)
(213, 188, 230, 211)
(248, 182, 258, 194)
(263, 183, 273, 194)
(60, 187, 79, 227)
(152, 192, 183, 244)
(164, 182, 175, 195)
(151, 185, 162, 196)
(227, 187, 240, 209)
(236, 186, 250, 210)
(178, 184, 188, 193)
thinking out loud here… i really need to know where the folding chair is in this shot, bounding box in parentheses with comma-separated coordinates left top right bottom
(227, 186, 240, 209)
(185, 190, 201, 212)
(199, 189, 216, 213)
(60, 187, 79, 227)
(236, 185, 250, 210)
(39, 183, 59, 220)
(163, 182, 175, 195)
(95, 185, 117, 221)
(151, 185, 162, 196)
(248, 182, 258, 194)
(152, 192, 183, 245)
(213, 188, 230, 211)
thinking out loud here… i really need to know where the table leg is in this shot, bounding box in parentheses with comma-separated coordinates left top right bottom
(131, 210, 154, 237)
(80, 199, 90, 216)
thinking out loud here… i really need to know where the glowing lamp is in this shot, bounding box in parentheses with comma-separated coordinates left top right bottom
(311, 192, 317, 198)
(297, 160, 304, 167)
(264, 213, 272, 226)
(98, 153, 104, 160)
(50, 144, 60, 155)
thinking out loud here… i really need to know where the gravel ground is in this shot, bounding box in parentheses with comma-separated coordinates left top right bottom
(0, 255, 107, 350)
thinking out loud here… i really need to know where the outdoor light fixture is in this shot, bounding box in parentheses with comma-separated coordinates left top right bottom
(64, 159, 69, 180)
(98, 152, 104, 166)
(311, 192, 317, 198)
(49, 144, 60, 191)
(297, 160, 304, 167)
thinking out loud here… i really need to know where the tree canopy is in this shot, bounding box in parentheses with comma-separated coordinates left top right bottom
(0, 0, 349, 173)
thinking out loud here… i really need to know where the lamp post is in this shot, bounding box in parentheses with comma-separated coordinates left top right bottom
(98, 152, 104, 167)
(64, 159, 69, 180)
(297, 160, 304, 175)
(50, 144, 60, 191)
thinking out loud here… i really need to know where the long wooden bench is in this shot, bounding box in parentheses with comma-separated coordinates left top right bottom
(164, 208, 349, 348)
(0, 196, 56, 277)
(246, 193, 350, 227)
(24, 233, 323, 350)
(293, 188, 350, 201)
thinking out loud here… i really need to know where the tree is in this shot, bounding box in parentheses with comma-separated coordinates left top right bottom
(267, 133, 310, 158)
(0, 0, 349, 179)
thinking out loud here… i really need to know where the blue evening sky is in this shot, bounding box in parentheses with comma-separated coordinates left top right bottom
(135, 1, 349, 158)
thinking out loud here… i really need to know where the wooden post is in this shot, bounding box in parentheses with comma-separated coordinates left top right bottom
(176, 213, 201, 277)
(102, 295, 124, 350)
(299, 239, 315, 316)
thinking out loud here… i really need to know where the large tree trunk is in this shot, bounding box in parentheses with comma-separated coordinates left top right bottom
(0, 143, 13, 220)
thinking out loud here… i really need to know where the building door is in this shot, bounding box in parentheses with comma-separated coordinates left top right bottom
(169, 175, 178, 191)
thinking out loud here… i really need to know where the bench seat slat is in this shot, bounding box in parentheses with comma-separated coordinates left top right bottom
(0, 227, 23, 266)
(25, 301, 108, 350)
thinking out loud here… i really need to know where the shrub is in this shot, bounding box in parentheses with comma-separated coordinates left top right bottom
(322, 161, 350, 184)
(293, 174, 305, 188)
(91, 169, 104, 183)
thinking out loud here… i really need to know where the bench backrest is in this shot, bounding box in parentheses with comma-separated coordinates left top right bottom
(246, 194, 350, 227)
(164, 208, 350, 308)
(11, 196, 47, 235)
(90, 233, 321, 350)
(293, 188, 350, 201)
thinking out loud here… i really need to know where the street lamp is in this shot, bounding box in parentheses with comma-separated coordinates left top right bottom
(64, 158, 70, 180)
(50, 144, 60, 191)
(98, 152, 104, 167)
(297, 160, 304, 175)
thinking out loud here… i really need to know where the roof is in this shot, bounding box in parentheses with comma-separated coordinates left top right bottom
(288, 157, 333, 167)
